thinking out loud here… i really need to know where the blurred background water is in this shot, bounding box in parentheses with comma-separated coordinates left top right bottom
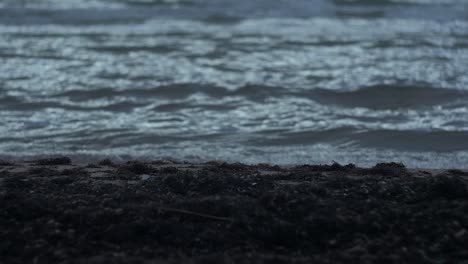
(1, 0, 468, 167)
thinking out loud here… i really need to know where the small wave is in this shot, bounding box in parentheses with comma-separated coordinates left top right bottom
(87, 45, 179, 55)
(122, 0, 193, 6)
(248, 127, 355, 146)
(0, 95, 143, 112)
(56, 84, 231, 101)
(353, 129, 468, 152)
(201, 15, 243, 25)
(333, 0, 463, 5)
(56, 84, 290, 102)
(311, 84, 468, 109)
(333, 0, 396, 5)
(0, 8, 153, 25)
(335, 10, 385, 18)
(54, 83, 468, 110)
(0, 52, 69, 60)
(248, 127, 468, 152)
(153, 102, 237, 112)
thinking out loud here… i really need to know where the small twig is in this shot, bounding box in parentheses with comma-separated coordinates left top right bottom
(157, 207, 233, 222)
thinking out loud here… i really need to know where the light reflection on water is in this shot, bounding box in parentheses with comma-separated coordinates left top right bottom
(0, 0, 468, 168)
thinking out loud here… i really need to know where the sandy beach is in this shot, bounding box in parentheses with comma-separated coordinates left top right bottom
(1, 157, 467, 263)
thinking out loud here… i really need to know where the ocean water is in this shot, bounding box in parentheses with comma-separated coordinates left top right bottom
(1, 0, 468, 168)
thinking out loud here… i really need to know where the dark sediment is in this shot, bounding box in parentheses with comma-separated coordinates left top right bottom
(0, 159, 467, 263)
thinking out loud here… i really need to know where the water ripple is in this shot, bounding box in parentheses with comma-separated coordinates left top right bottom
(1, 1, 468, 167)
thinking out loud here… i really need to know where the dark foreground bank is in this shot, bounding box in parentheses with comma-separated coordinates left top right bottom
(1, 158, 467, 263)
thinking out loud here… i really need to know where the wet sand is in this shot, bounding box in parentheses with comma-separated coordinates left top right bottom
(1, 158, 467, 263)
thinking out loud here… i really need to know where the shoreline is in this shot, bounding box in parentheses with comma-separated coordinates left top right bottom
(1, 154, 465, 171)
(1, 158, 467, 263)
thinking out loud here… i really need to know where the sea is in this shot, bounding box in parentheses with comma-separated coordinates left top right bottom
(1, 0, 468, 168)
